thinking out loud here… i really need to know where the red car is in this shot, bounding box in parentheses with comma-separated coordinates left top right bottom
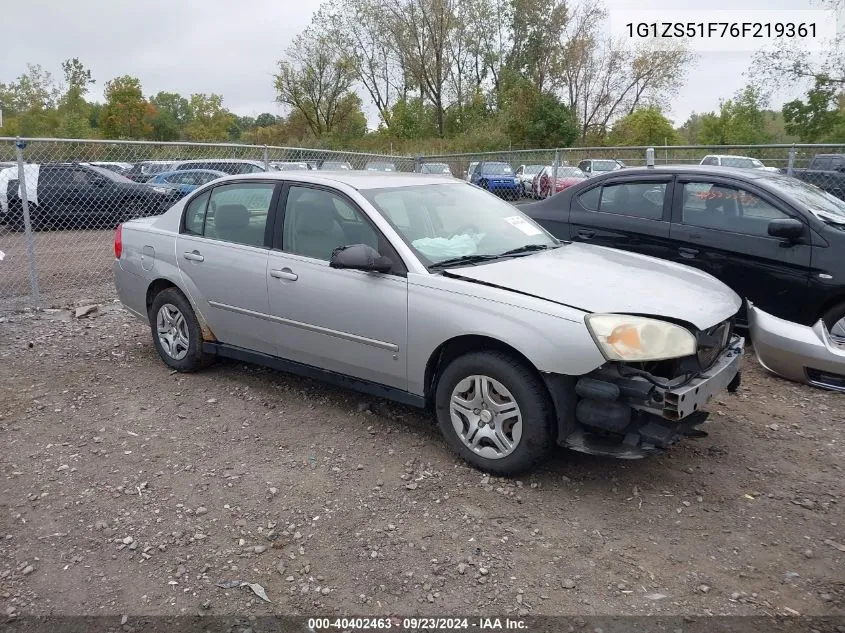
(533, 166, 587, 198)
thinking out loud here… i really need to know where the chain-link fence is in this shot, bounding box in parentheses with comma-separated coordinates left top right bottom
(0, 137, 413, 312)
(5, 137, 845, 313)
(420, 143, 845, 201)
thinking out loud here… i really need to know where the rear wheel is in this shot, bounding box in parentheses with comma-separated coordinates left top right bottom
(435, 351, 554, 475)
(149, 287, 214, 372)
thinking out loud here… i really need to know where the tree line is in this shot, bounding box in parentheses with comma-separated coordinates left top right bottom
(1, 0, 844, 153)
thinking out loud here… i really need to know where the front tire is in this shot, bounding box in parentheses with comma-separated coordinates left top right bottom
(435, 351, 554, 475)
(149, 288, 214, 372)
(822, 301, 845, 339)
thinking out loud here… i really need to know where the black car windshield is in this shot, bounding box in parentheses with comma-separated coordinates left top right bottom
(765, 174, 845, 223)
(481, 163, 512, 175)
(88, 165, 134, 183)
(361, 183, 558, 266)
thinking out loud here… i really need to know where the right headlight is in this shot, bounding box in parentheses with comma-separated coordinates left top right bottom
(585, 314, 697, 362)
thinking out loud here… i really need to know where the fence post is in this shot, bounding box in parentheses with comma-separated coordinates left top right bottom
(549, 149, 560, 198)
(413, 155, 423, 173)
(787, 145, 796, 177)
(15, 137, 40, 310)
(263, 145, 269, 171)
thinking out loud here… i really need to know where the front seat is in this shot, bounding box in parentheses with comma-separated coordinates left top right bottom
(214, 204, 256, 245)
(290, 200, 347, 260)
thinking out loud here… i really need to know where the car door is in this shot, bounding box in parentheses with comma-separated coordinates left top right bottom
(175, 181, 280, 353)
(669, 176, 812, 323)
(567, 176, 677, 262)
(266, 183, 409, 390)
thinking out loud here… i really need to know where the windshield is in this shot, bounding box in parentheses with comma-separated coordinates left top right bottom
(323, 161, 351, 170)
(422, 163, 450, 174)
(764, 174, 845, 223)
(524, 165, 544, 175)
(366, 162, 395, 171)
(88, 165, 134, 183)
(721, 156, 756, 168)
(481, 163, 513, 175)
(275, 162, 309, 171)
(140, 162, 172, 175)
(593, 160, 620, 171)
(360, 183, 557, 266)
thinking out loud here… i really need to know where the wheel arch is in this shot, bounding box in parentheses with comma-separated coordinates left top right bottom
(145, 277, 218, 342)
(423, 334, 544, 408)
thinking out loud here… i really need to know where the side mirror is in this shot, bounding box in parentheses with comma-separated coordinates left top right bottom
(330, 243, 393, 273)
(768, 218, 803, 241)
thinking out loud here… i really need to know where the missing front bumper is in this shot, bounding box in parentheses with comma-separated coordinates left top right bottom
(552, 335, 744, 458)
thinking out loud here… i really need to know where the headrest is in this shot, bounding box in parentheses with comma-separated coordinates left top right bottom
(294, 201, 337, 234)
(214, 204, 250, 230)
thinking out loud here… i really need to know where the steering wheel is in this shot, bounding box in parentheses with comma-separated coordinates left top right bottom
(454, 224, 480, 236)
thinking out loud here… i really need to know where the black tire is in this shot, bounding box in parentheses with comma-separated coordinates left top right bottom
(434, 350, 554, 475)
(148, 287, 214, 372)
(821, 301, 845, 335)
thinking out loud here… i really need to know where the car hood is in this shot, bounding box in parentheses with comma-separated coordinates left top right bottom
(443, 243, 741, 330)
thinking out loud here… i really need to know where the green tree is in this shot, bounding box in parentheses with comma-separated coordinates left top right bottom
(101, 76, 153, 139)
(697, 86, 771, 145)
(149, 91, 190, 141)
(783, 75, 844, 142)
(56, 58, 95, 138)
(609, 107, 678, 146)
(183, 93, 235, 142)
(255, 113, 278, 127)
(4, 64, 60, 136)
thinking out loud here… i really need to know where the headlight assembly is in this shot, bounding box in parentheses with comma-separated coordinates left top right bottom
(585, 314, 696, 362)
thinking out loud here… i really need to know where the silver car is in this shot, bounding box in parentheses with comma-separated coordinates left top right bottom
(114, 172, 744, 474)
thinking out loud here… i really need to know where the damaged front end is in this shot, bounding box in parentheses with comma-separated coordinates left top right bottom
(546, 323, 744, 459)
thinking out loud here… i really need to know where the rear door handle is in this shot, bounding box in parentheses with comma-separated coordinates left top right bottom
(183, 250, 204, 262)
(678, 247, 699, 259)
(270, 268, 298, 281)
(577, 229, 595, 240)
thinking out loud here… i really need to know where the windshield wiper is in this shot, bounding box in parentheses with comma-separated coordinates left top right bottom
(497, 243, 560, 257)
(428, 254, 501, 270)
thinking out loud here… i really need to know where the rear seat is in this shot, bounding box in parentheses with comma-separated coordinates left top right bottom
(212, 204, 265, 247)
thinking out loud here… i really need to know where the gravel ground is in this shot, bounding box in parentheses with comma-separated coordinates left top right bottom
(1, 295, 844, 620)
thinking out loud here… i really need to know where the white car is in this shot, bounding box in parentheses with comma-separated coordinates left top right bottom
(700, 155, 779, 172)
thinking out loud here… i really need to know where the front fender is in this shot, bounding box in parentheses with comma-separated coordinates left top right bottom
(407, 275, 606, 396)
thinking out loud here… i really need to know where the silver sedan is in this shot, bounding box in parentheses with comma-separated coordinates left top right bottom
(114, 171, 744, 474)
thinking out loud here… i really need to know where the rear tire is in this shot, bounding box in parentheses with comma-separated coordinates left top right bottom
(149, 287, 214, 372)
(435, 351, 554, 476)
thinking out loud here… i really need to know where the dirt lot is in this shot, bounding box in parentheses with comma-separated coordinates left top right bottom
(0, 300, 843, 621)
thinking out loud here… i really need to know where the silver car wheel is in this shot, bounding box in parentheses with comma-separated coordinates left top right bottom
(831, 317, 845, 340)
(156, 303, 190, 360)
(450, 375, 523, 460)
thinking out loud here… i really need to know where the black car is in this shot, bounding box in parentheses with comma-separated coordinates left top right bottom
(522, 165, 845, 333)
(5, 163, 180, 231)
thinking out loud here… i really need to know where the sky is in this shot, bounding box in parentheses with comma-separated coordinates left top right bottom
(0, 0, 827, 131)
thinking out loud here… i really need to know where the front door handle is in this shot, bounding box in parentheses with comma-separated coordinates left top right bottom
(678, 247, 699, 259)
(577, 229, 595, 240)
(183, 250, 204, 262)
(270, 268, 298, 281)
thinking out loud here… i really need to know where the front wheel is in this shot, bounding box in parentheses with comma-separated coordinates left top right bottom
(149, 287, 214, 372)
(822, 301, 845, 339)
(435, 351, 554, 475)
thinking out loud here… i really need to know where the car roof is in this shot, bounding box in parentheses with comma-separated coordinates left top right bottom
(173, 158, 264, 165)
(211, 170, 457, 190)
(582, 164, 779, 178)
(156, 169, 228, 177)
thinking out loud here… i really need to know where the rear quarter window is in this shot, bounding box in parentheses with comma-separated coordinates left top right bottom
(578, 186, 601, 210)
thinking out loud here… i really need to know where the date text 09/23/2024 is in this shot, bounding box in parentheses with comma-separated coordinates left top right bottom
(307, 617, 527, 630)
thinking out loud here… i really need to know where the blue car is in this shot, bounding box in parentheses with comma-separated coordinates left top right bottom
(470, 161, 521, 200)
(146, 169, 227, 197)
